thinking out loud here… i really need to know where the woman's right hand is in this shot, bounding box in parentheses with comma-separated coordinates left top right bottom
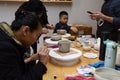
(89, 11, 104, 20)
(37, 46, 49, 65)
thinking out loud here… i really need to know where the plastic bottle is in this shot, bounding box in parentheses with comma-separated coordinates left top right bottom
(104, 39, 118, 68)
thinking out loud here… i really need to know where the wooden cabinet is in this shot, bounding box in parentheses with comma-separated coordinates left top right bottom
(0, 0, 72, 3)
(70, 24, 92, 36)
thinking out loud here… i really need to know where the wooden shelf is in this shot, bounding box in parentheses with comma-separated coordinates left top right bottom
(42, 0, 72, 3)
(0, 0, 72, 3)
(0, 0, 28, 2)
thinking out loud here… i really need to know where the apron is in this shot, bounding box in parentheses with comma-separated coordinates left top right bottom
(97, 0, 118, 42)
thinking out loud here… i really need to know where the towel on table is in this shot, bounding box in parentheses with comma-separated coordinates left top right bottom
(88, 61, 120, 70)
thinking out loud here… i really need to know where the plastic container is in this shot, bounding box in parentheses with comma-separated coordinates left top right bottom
(94, 68, 120, 80)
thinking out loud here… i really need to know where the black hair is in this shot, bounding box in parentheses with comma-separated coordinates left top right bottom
(15, 0, 49, 26)
(15, 0, 44, 19)
(59, 11, 68, 18)
(11, 11, 40, 32)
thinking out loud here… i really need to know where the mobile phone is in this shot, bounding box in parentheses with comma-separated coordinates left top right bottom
(87, 11, 93, 14)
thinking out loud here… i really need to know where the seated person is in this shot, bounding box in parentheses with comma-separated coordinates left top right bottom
(53, 11, 78, 33)
(0, 12, 49, 80)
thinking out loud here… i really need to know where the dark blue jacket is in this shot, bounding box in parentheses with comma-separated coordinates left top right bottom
(53, 22, 71, 33)
(110, 0, 120, 28)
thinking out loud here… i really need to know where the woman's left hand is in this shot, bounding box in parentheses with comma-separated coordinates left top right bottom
(46, 24, 55, 29)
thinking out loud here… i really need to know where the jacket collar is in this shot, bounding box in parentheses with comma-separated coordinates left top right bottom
(0, 22, 22, 45)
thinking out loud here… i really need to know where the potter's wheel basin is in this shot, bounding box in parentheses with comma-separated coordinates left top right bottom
(49, 48, 82, 66)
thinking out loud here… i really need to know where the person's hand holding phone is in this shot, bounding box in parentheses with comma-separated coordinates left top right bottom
(88, 11, 104, 20)
(87, 11, 105, 26)
(87, 11, 93, 14)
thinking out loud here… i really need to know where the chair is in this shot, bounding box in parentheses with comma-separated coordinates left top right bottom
(70, 24, 92, 36)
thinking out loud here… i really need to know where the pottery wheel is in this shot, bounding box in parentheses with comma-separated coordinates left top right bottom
(49, 48, 82, 66)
